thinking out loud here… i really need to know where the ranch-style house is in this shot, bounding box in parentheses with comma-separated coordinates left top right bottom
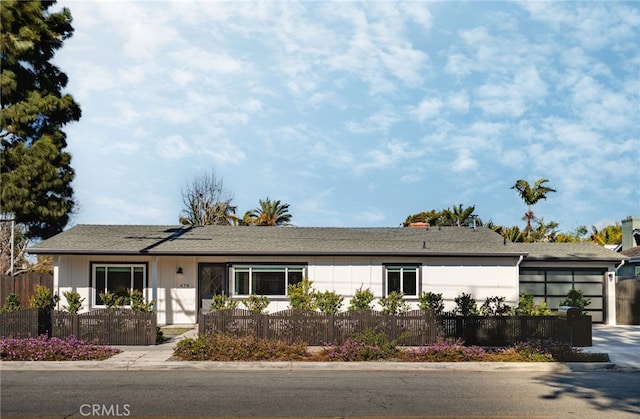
(28, 224, 627, 325)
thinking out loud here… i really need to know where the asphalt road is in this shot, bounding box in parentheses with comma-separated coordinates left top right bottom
(2, 370, 639, 418)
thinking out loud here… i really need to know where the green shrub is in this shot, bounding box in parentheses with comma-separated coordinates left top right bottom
(348, 286, 375, 311)
(62, 290, 84, 314)
(99, 291, 126, 309)
(173, 333, 308, 361)
(316, 290, 344, 315)
(28, 285, 58, 310)
(1, 293, 21, 313)
(129, 289, 155, 312)
(516, 292, 551, 316)
(560, 289, 591, 314)
(453, 292, 477, 315)
(479, 296, 515, 316)
(287, 278, 317, 311)
(417, 291, 444, 315)
(378, 291, 410, 314)
(242, 295, 270, 314)
(209, 294, 239, 311)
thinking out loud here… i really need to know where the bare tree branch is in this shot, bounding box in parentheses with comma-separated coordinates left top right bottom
(180, 171, 237, 226)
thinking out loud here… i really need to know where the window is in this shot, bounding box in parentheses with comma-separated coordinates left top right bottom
(232, 265, 304, 296)
(92, 263, 147, 306)
(385, 265, 419, 296)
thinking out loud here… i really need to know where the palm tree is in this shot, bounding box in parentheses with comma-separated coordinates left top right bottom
(511, 179, 556, 239)
(441, 204, 479, 227)
(245, 197, 292, 226)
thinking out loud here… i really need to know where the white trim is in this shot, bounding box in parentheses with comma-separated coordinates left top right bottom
(231, 264, 306, 297)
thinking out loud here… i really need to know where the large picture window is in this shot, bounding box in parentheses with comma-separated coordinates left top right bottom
(92, 263, 147, 306)
(385, 265, 419, 296)
(233, 265, 304, 296)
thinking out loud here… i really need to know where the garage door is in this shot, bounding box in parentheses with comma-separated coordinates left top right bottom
(519, 268, 605, 322)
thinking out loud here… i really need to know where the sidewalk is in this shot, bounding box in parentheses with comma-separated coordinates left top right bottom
(1, 325, 638, 372)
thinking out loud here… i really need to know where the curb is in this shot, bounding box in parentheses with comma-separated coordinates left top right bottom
(0, 360, 622, 372)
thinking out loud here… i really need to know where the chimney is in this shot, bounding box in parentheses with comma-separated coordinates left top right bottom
(408, 222, 430, 229)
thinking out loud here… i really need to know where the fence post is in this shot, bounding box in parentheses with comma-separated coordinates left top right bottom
(73, 314, 79, 337)
(391, 314, 397, 341)
(328, 315, 334, 343)
(262, 314, 269, 339)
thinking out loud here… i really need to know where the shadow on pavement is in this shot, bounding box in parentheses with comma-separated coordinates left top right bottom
(536, 371, 640, 416)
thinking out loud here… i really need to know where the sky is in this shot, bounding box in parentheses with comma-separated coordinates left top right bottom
(52, 0, 639, 232)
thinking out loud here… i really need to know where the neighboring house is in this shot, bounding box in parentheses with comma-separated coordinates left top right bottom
(618, 216, 640, 280)
(621, 216, 640, 251)
(619, 246, 640, 280)
(28, 224, 626, 325)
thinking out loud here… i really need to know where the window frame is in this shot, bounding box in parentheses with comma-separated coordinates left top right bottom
(90, 262, 149, 307)
(231, 264, 306, 297)
(384, 264, 420, 297)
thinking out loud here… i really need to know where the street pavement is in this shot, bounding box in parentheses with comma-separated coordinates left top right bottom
(1, 324, 638, 372)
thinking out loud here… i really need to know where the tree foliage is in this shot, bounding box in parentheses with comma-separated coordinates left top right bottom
(590, 223, 622, 246)
(404, 204, 479, 227)
(180, 171, 237, 226)
(511, 179, 556, 240)
(244, 197, 292, 226)
(1, 0, 81, 239)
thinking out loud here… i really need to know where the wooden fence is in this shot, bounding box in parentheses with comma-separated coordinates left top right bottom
(438, 313, 591, 346)
(617, 279, 640, 325)
(0, 308, 156, 345)
(199, 309, 592, 347)
(0, 272, 53, 307)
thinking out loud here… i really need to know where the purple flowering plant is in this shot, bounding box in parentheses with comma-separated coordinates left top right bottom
(0, 335, 121, 361)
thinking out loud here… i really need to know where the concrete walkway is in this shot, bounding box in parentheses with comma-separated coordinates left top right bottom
(583, 324, 640, 370)
(1, 324, 638, 372)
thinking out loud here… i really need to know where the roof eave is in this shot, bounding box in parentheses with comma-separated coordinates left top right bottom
(27, 249, 528, 258)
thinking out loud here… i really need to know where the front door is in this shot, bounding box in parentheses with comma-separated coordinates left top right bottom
(198, 263, 227, 315)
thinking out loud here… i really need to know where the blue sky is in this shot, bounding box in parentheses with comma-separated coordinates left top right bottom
(53, 1, 639, 231)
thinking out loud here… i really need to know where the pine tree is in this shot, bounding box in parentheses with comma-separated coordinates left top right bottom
(1, 0, 81, 239)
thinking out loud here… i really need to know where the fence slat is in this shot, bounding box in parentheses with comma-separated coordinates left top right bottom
(1, 309, 156, 345)
(199, 311, 592, 347)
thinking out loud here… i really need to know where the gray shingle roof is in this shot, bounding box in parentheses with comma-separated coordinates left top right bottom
(621, 246, 640, 258)
(29, 224, 523, 257)
(513, 242, 627, 262)
(28, 224, 627, 262)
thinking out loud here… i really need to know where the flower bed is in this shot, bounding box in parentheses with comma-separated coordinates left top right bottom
(0, 335, 121, 361)
(173, 332, 608, 362)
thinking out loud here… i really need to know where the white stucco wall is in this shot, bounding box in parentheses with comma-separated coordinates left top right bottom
(54, 254, 521, 325)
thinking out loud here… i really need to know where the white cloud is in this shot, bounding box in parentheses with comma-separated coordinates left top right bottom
(157, 135, 192, 160)
(345, 111, 402, 134)
(411, 98, 443, 123)
(169, 46, 245, 74)
(354, 140, 420, 174)
(446, 92, 470, 113)
(476, 66, 548, 117)
(451, 149, 478, 173)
